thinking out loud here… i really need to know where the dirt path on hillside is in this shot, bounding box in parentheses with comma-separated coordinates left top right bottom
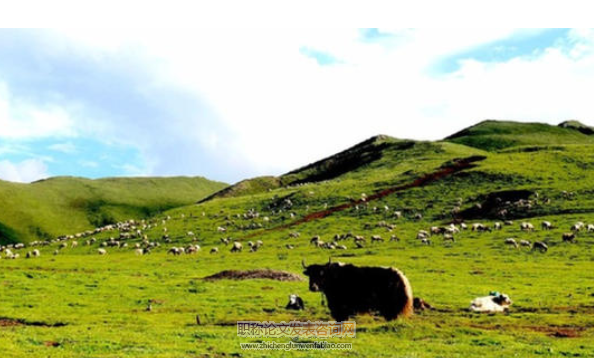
(244, 155, 486, 239)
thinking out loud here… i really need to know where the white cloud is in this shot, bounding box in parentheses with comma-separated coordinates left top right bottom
(0, 82, 77, 139)
(0, 158, 49, 183)
(3, 29, 594, 182)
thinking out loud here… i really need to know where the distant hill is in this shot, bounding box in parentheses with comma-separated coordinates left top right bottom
(199, 135, 416, 202)
(445, 120, 594, 151)
(6, 118, 594, 243)
(0, 176, 227, 244)
(203, 119, 594, 204)
(558, 120, 594, 135)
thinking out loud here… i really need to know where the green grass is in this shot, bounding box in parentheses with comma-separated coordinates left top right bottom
(2, 120, 594, 356)
(446, 120, 594, 151)
(0, 176, 227, 244)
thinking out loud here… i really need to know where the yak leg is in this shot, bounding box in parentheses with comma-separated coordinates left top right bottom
(328, 303, 350, 322)
(381, 308, 399, 321)
(381, 301, 402, 321)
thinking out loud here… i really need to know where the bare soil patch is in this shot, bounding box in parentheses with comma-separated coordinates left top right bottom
(203, 269, 303, 282)
(0, 316, 67, 327)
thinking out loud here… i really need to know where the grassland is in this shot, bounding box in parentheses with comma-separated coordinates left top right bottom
(1, 120, 594, 357)
(446, 120, 594, 151)
(0, 176, 227, 244)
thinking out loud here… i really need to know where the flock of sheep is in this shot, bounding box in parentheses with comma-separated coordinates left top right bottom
(1, 188, 592, 260)
(2, 210, 592, 260)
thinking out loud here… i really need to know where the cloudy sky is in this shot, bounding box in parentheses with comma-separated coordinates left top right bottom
(1, 28, 593, 184)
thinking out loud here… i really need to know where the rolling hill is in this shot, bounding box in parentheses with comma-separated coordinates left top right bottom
(3, 119, 594, 245)
(188, 119, 594, 240)
(445, 119, 594, 151)
(0, 176, 227, 244)
(200, 135, 427, 202)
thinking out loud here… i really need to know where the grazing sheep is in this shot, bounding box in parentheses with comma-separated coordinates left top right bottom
(97, 248, 107, 255)
(504, 220, 514, 226)
(541, 221, 553, 230)
(210, 247, 219, 254)
(443, 234, 455, 243)
(587, 224, 594, 232)
(371, 235, 384, 243)
(390, 235, 400, 242)
(417, 231, 429, 240)
(186, 245, 200, 254)
(447, 224, 460, 234)
(571, 222, 585, 232)
(519, 240, 531, 248)
(310, 236, 321, 246)
(168, 247, 182, 255)
(471, 223, 486, 232)
(230, 242, 243, 253)
(562, 232, 576, 243)
(520, 222, 535, 231)
(493, 222, 502, 230)
(285, 244, 294, 250)
(532, 241, 548, 253)
(420, 238, 431, 245)
(135, 248, 144, 255)
(505, 238, 519, 248)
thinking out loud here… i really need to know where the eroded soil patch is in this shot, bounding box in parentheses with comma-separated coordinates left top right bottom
(203, 269, 303, 282)
(0, 316, 67, 327)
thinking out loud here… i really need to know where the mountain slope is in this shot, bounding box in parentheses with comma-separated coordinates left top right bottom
(0, 176, 227, 244)
(200, 135, 423, 202)
(445, 120, 594, 151)
(558, 120, 594, 135)
(176, 119, 594, 246)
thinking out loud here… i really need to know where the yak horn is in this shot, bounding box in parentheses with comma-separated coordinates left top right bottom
(301, 259, 307, 268)
(328, 256, 332, 264)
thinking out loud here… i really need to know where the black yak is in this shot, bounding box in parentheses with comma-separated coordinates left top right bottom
(302, 259, 413, 321)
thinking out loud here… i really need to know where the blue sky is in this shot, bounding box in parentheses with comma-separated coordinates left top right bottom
(1, 29, 593, 183)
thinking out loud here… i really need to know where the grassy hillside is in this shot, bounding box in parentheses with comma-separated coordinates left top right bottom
(198, 176, 281, 202)
(2, 119, 594, 356)
(558, 120, 594, 135)
(445, 120, 594, 151)
(0, 176, 227, 244)
(202, 135, 425, 202)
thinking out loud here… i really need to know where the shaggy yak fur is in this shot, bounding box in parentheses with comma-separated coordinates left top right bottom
(302, 260, 413, 321)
